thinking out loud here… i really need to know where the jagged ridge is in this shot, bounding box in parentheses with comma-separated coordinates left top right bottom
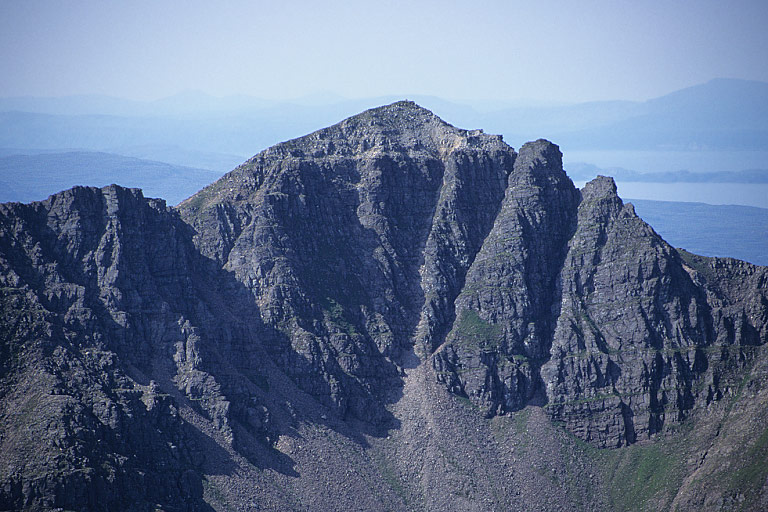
(1, 101, 767, 510)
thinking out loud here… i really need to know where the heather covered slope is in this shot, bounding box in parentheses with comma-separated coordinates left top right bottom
(1, 102, 767, 510)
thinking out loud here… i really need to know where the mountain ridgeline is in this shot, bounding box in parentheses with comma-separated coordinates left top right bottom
(1, 102, 767, 511)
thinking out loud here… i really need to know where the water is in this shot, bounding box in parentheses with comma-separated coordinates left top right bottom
(629, 199, 768, 266)
(567, 181, 768, 209)
(563, 149, 768, 174)
(565, 149, 768, 208)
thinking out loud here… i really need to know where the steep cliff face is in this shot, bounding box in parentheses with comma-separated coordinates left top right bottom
(2, 102, 767, 511)
(179, 101, 515, 425)
(432, 139, 581, 415)
(0, 186, 274, 510)
(542, 178, 768, 447)
(433, 164, 767, 448)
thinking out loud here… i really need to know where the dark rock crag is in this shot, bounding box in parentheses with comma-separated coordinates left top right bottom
(179, 101, 514, 427)
(0, 186, 275, 511)
(435, 165, 767, 447)
(1, 101, 767, 510)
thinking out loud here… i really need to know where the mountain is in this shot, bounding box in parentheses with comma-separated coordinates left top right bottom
(2, 79, 767, 165)
(1, 102, 767, 511)
(103, 146, 246, 175)
(0, 151, 223, 205)
(486, 78, 768, 151)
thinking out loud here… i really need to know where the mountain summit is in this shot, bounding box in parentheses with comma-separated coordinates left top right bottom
(2, 103, 767, 511)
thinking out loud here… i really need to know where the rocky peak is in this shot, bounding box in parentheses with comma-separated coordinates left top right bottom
(251, 100, 506, 162)
(580, 174, 618, 201)
(2, 103, 768, 511)
(178, 103, 516, 423)
(179, 101, 510, 218)
(514, 139, 564, 174)
(340, 100, 448, 134)
(576, 174, 628, 228)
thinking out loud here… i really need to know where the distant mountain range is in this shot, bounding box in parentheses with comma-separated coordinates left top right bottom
(533, 78, 768, 151)
(1, 78, 766, 265)
(1, 78, 766, 168)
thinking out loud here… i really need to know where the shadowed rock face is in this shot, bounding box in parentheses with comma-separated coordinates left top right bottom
(0, 186, 273, 511)
(433, 138, 581, 416)
(178, 101, 515, 426)
(179, 100, 768, 450)
(550, 178, 767, 446)
(1, 101, 767, 510)
(435, 166, 768, 447)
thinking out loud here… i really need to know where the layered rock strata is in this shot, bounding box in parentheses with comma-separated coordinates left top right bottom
(1, 101, 766, 510)
(0, 186, 274, 510)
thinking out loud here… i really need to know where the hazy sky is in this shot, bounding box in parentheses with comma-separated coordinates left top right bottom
(2, 0, 767, 103)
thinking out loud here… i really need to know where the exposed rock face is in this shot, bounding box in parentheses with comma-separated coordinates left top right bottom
(1, 101, 767, 510)
(179, 101, 514, 426)
(0, 186, 274, 510)
(434, 165, 768, 447)
(552, 178, 767, 443)
(433, 139, 580, 415)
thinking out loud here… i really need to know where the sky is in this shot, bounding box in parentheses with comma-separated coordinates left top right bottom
(2, 0, 768, 103)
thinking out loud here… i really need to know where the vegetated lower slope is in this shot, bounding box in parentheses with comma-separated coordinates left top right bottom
(1, 102, 766, 511)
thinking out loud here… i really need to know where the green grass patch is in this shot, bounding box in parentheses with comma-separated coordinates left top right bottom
(726, 426, 768, 505)
(202, 477, 232, 511)
(320, 297, 359, 336)
(455, 394, 481, 412)
(596, 441, 685, 511)
(512, 407, 531, 436)
(677, 249, 718, 282)
(370, 449, 410, 507)
(453, 309, 502, 349)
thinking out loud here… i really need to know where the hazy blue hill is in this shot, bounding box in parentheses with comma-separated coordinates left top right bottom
(0, 106, 372, 162)
(550, 78, 768, 150)
(0, 111, 254, 154)
(472, 99, 644, 145)
(104, 145, 246, 173)
(0, 145, 244, 175)
(645, 78, 768, 130)
(1, 79, 766, 164)
(0, 92, 276, 117)
(629, 199, 768, 266)
(0, 147, 79, 157)
(430, 78, 768, 151)
(0, 151, 222, 205)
